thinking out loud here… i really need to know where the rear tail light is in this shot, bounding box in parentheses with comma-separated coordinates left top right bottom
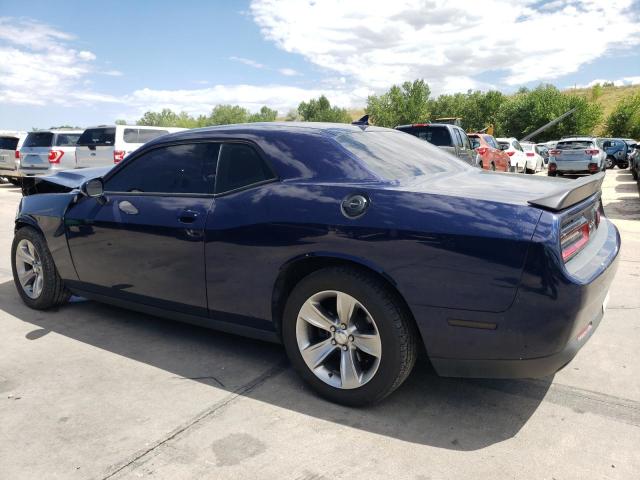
(588, 163, 599, 173)
(113, 150, 126, 163)
(549, 149, 561, 155)
(48, 150, 64, 164)
(476, 147, 488, 155)
(506, 151, 515, 156)
(561, 219, 590, 262)
(585, 149, 599, 155)
(526, 152, 534, 157)
(14, 150, 20, 159)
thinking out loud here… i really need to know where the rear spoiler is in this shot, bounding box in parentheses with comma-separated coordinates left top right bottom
(528, 172, 604, 211)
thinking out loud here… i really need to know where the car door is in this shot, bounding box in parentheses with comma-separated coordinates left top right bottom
(453, 128, 475, 166)
(203, 142, 278, 326)
(65, 142, 219, 316)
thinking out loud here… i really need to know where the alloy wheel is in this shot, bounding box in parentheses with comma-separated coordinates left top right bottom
(15, 239, 44, 299)
(295, 290, 382, 389)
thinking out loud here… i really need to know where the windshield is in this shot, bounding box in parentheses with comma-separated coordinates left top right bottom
(0, 137, 19, 150)
(334, 130, 469, 181)
(77, 128, 116, 146)
(23, 132, 54, 148)
(55, 133, 81, 146)
(395, 125, 452, 146)
(557, 141, 593, 149)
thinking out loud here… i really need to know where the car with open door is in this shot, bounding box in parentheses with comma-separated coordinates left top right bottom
(12, 123, 620, 406)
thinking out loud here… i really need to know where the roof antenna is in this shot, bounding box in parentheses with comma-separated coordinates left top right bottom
(351, 114, 369, 130)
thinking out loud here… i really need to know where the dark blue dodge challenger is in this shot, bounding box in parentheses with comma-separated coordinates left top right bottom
(12, 123, 620, 405)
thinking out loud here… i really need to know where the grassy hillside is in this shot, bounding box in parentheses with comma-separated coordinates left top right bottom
(564, 84, 640, 134)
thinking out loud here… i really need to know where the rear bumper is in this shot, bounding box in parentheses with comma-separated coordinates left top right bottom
(415, 217, 620, 379)
(431, 305, 604, 378)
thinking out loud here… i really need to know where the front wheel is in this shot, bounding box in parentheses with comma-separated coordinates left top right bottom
(282, 267, 418, 406)
(11, 227, 70, 310)
(605, 157, 615, 169)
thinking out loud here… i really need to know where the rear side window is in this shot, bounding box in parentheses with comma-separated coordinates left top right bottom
(514, 141, 523, 152)
(105, 143, 220, 194)
(0, 137, 19, 150)
(123, 128, 169, 144)
(458, 130, 471, 150)
(215, 143, 275, 194)
(78, 128, 116, 146)
(23, 132, 54, 148)
(468, 135, 480, 149)
(484, 135, 498, 149)
(452, 129, 463, 147)
(55, 133, 81, 146)
(396, 126, 452, 146)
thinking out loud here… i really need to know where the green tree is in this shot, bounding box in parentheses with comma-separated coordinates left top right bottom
(137, 108, 199, 128)
(248, 106, 278, 123)
(115, 119, 128, 125)
(496, 84, 601, 141)
(366, 79, 431, 127)
(606, 92, 640, 138)
(429, 90, 506, 132)
(298, 95, 351, 123)
(205, 104, 250, 125)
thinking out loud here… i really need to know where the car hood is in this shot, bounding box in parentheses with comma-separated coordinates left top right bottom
(396, 169, 601, 211)
(22, 166, 112, 196)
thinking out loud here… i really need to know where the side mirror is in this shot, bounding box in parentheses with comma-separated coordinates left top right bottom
(82, 178, 104, 198)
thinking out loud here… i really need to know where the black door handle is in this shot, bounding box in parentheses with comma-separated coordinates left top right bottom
(178, 210, 199, 224)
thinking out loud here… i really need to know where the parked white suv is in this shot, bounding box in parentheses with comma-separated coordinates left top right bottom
(75, 125, 187, 167)
(520, 142, 545, 173)
(496, 137, 528, 173)
(0, 131, 28, 184)
(17, 130, 83, 179)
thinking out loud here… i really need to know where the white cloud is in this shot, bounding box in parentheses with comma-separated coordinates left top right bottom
(250, 0, 640, 91)
(570, 76, 640, 88)
(0, 17, 118, 106)
(229, 56, 265, 69)
(279, 67, 301, 76)
(124, 84, 364, 117)
(101, 69, 124, 77)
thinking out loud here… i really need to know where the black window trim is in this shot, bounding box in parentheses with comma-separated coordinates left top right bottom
(102, 138, 279, 198)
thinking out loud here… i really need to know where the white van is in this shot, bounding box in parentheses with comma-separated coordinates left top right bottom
(0, 131, 28, 183)
(75, 125, 187, 168)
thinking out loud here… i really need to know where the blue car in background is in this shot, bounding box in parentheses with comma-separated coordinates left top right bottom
(602, 138, 629, 169)
(11, 123, 620, 405)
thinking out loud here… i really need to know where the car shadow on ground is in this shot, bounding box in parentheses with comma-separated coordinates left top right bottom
(0, 280, 552, 451)
(0, 182, 22, 194)
(604, 171, 640, 221)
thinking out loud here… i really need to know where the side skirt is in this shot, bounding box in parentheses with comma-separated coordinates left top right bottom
(69, 288, 281, 344)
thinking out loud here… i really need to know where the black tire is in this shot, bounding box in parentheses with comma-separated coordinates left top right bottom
(632, 168, 638, 180)
(490, 162, 496, 171)
(11, 227, 70, 310)
(548, 172, 557, 177)
(282, 266, 418, 406)
(619, 163, 628, 170)
(9, 178, 20, 186)
(605, 157, 615, 169)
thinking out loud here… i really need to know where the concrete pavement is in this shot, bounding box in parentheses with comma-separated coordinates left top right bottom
(0, 170, 638, 479)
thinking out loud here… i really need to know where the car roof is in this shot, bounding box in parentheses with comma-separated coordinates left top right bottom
(558, 137, 594, 142)
(395, 122, 455, 129)
(162, 122, 392, 142)
(27, 129, 84, 134)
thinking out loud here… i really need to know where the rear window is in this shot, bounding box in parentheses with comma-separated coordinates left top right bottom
(123, 128, 169, 144)
(396, 126, 452, 147)
(77, 128, 116, 146)
(55, 133, 81, 146)
(557, 141, 593, 150)
(522, 144, 534, 151)
(498, 141, 509, 150)
(23, 132, 54, 148)
(0, 137, 19, 150)
(335, 131, 469, 181)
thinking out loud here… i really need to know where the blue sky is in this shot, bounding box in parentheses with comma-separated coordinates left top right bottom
(1, 0, 639, 130)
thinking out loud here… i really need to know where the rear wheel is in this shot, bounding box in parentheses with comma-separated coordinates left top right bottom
(9, 178, 20, 186)
(632, 167, 638, 180)
(11, 227, 70, 310)
(282, 266, 418, 406)
(490, 162, 496, 171)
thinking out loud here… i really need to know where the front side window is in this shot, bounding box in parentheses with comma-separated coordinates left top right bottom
(514, 141, 524, 152)
(215, 143, 275, 194)
(106, 143, 219, 194)
(23, 132, 54, 148)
